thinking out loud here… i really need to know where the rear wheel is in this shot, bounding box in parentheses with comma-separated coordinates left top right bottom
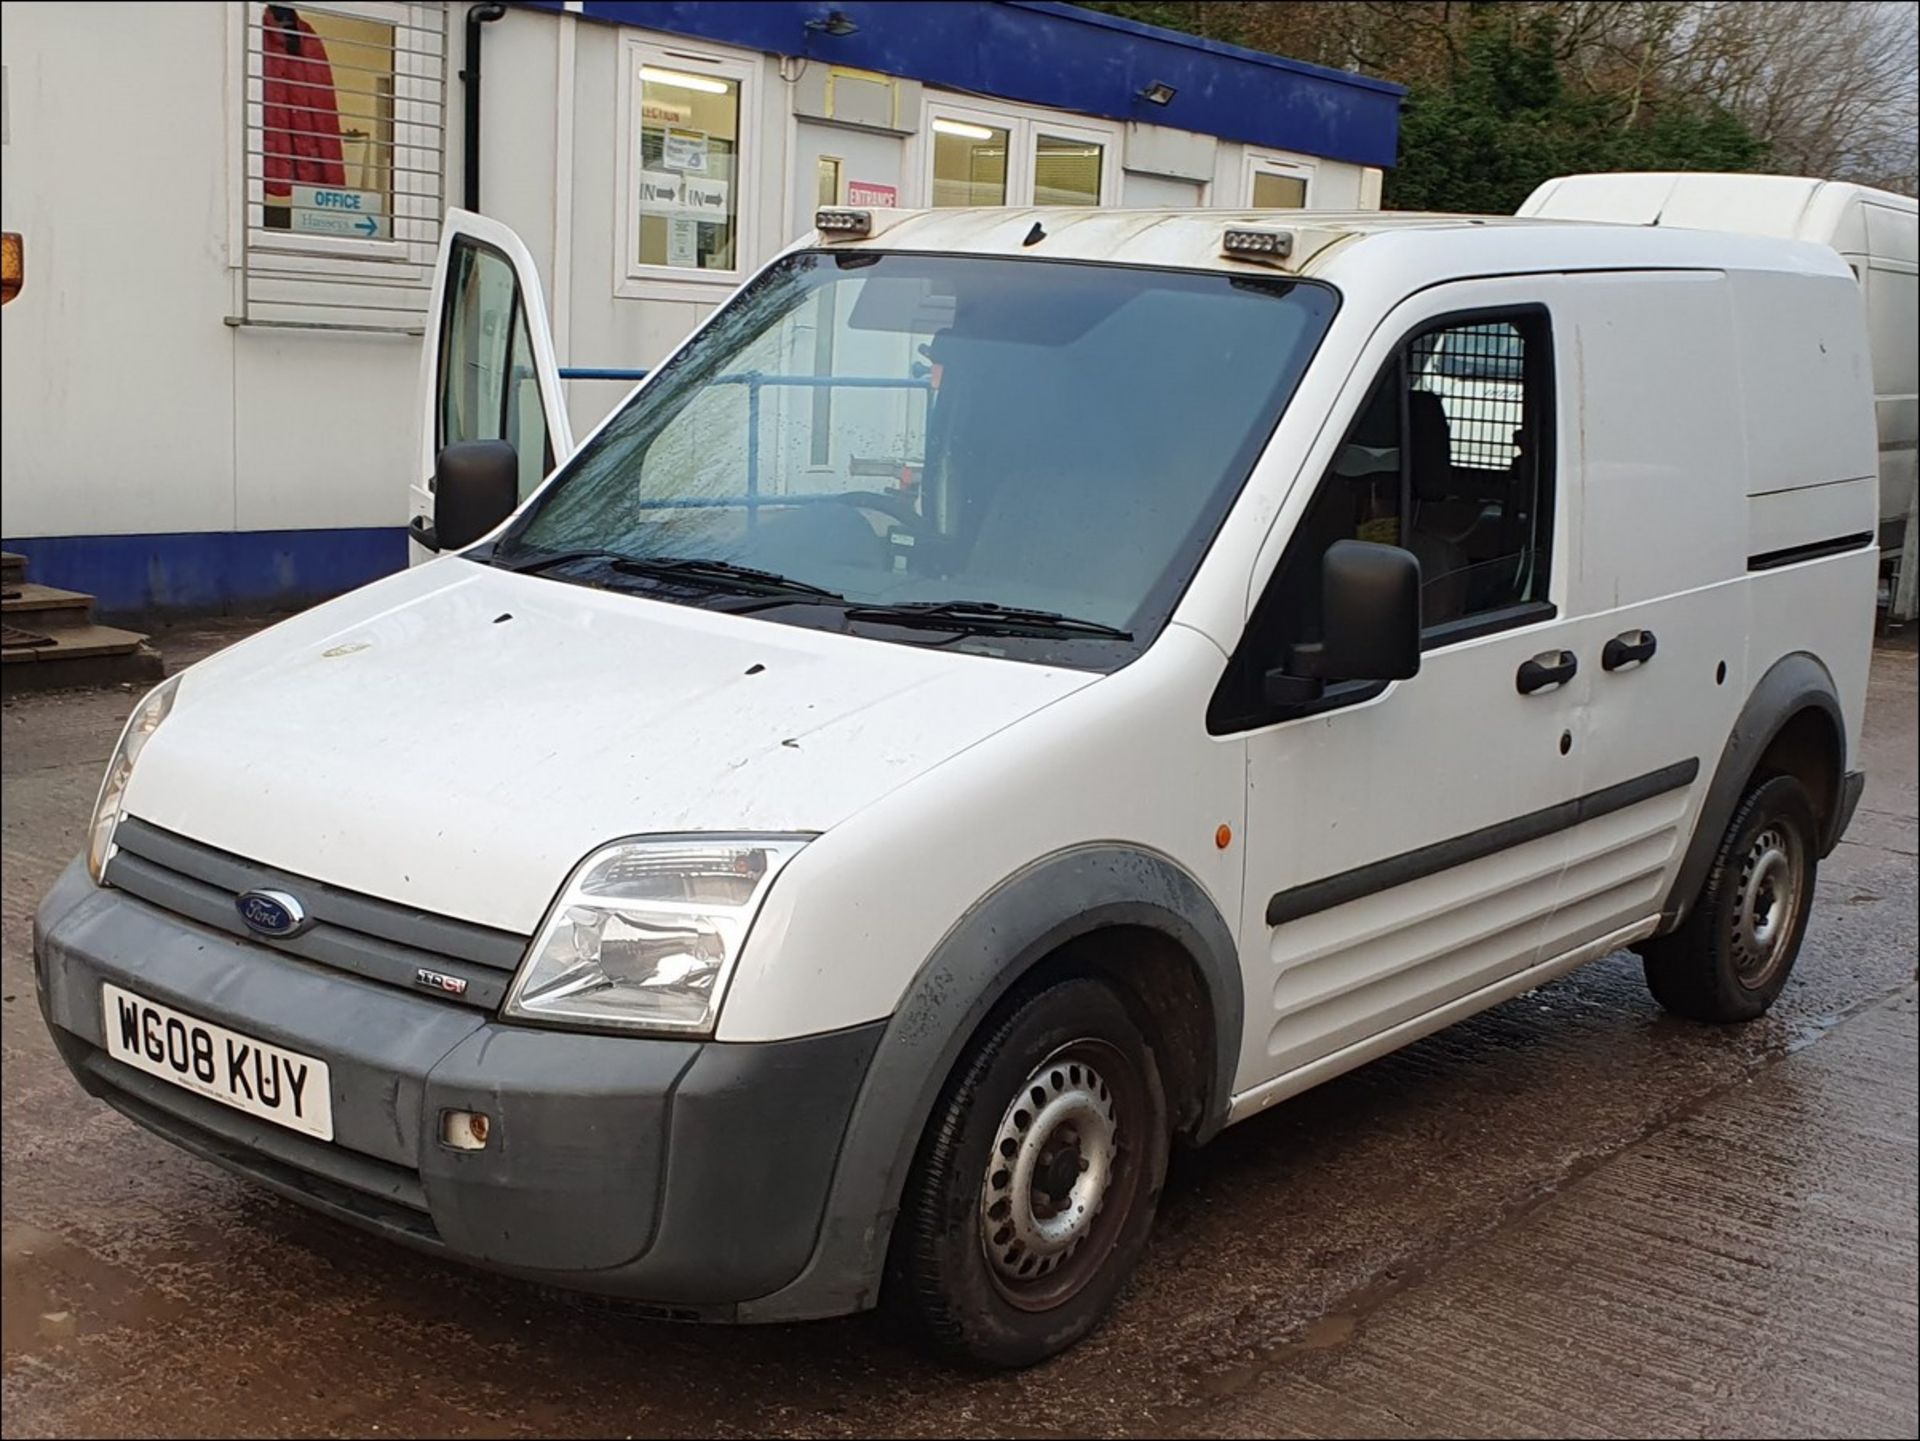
(885, 976, 1169, 1368)
(1642, 774, 1818, 1022)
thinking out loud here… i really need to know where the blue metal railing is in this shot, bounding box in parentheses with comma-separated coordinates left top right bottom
(556, 367, 930, 392)
(558, 366, 649, 381)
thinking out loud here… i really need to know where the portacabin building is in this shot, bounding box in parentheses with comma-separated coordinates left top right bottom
(0, 1, 1401, 614)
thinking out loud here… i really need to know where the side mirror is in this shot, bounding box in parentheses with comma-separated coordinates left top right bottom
(1265, 539, 1422, 704)
(431, 440, 519, 552)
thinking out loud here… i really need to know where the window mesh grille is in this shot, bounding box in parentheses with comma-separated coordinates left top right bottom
(1409, 322, 1527, 469)
(237, 2, 446, 333)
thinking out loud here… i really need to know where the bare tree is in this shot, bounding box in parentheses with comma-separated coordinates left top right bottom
(1606, 0, 1919, 189)
(1099, 0, 1919, 194)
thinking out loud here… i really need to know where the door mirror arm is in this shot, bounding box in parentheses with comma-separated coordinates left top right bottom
(1262, 661, 1325, 707)
(408, 515, 442, 553)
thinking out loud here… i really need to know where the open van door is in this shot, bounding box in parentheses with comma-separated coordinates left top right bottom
(410, 209, 573, 559)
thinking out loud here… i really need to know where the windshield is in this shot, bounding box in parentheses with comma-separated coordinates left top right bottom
(492, 251, 1336, 666)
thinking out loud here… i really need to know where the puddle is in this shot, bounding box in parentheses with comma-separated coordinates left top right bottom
(1, 1222, 189, 1359)
(1188, 1312, 1361, 1402)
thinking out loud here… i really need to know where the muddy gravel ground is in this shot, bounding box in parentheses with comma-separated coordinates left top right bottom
(4, 622, 1914, 1439)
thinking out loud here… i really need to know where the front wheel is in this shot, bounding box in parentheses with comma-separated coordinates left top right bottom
(885, 976, 1169, 1368)
(1641, 773, 1819, 1022)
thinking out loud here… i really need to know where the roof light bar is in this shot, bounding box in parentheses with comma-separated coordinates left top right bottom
(815, 208, 873, 238)
(1221, 227, 1295, 265)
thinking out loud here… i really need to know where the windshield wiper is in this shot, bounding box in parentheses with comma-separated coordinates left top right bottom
(842, 599, 1132, 641)
(490, 548, 841, 601)
(491, 547, 624, 575)
(606, 556, 843, 600)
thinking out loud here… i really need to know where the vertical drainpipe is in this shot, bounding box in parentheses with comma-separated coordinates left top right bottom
(461, 4, 509, 211)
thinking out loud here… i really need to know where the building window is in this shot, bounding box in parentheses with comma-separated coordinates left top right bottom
(1034, 132, 1103, 206)
(620, 41, 758, 288)
(932, 118, 1010, 206)
(923, 101, 1116, 208)
(635, 64, 740, 271)
(1251, 171, 1307, 208)
(238, 2, 446, 331)
(258, 5, 395, 234)
(1244, 152, 1314, 209)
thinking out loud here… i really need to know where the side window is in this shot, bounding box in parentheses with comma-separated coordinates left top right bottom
(437, 241, 552, 499)
(1208, 307, 1555, 733)
(1405, 317, 1552, 621)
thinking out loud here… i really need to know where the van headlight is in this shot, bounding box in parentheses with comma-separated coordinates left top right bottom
(87, 674, 181, 884)
(502, 836, 808, 1035)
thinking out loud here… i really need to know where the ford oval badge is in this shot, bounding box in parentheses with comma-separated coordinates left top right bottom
(236, 888, 310, 939)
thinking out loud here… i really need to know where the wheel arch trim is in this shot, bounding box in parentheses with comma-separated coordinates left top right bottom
(1659, 650, 1847, 933)
(735, 843, 1241, 1322)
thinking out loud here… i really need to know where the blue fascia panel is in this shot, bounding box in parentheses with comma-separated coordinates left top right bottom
(3, 528, 408, 617)
(535, 1, 1402, 168)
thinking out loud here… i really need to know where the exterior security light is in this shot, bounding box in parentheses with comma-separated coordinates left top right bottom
(1138, 81, 1177, 106)
(1221, 227, 1296, 264)
(805, 10, 860, 37)
(815, 208, 874, 238)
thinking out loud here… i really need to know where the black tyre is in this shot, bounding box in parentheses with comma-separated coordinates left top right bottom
(885, 976, 1170, 1369)
(1642, 774, 1819, 1022)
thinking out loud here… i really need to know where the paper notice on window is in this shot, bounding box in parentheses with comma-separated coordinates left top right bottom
(637, 169, 682, 213)
(663, 128, 709, 174)
(640, 98, 691, 125)
(667, 218, 699, 267)
(681, 178, 729, 219)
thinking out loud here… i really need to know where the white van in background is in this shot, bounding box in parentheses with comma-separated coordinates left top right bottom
(1519, 173, 1919, 617)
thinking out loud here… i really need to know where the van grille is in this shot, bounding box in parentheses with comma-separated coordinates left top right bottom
(105, 818, 529, 1012)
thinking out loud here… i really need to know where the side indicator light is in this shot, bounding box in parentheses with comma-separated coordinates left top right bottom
(441, 1109, 491, 1150)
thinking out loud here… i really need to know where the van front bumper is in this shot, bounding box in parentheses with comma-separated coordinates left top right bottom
(32, 858, 883, 1318)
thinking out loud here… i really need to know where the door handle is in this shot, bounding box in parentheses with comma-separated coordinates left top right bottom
(1602, 629, 1657, 672)
(1516, 649, 1578, 695)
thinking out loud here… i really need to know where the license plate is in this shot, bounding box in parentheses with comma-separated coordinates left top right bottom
(100, 983, 334, 1141)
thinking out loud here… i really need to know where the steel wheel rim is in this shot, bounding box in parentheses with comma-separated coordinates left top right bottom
(1731, 821, 1803, 987)
(978, 1039, 1142, 1312)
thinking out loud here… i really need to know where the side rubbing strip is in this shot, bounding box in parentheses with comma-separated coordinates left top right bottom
(1747, 531, 1876, 572)
(1267, 758, 1700, 927)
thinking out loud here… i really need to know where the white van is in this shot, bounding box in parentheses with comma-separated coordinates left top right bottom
(1519, 173, 1919, 600)
(36, 207, 1878, 1367)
